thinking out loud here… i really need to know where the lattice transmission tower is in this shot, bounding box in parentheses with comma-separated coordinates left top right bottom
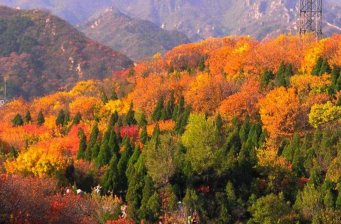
(299, 0, 323, 39)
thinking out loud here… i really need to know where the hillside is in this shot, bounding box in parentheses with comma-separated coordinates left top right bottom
(0, 6, 132, 99)
(80, 9, 189, 61)
(2, 34, 341, 223)
(1, 0, 341, 40)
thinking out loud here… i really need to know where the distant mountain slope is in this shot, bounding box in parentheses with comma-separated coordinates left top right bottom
(1, 0, 341, 40)
(110, 0, 341, 40)
(0, 6, 132, 99)
(80, 9, 189, 61)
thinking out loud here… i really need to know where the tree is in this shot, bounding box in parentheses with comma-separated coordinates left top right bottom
(260, 69, 274, 90)
(56, 109, 65, 126)
(37, 110, 45, 126)
(72, 112, 82, 125)
(152, 96, 164, 121)
(86, 124, 99, 161)
(309, 101, 341, 128)
(139, 175, 155, 220)
(12, 114, 24, 127)
(144, 134, 177, 186)
(24, 111, 32, 124)
(258, 87, 300, 139)
(101, 155, 119, 194)
(125, 103, 137, 125)
(181, 114, 219, 174)
(77, 128, 87, 160)
(248, 193, 295, 224)
(96, 139, 111, 167)
(140, 126, 149, 144)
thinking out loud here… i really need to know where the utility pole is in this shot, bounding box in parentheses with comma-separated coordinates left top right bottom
(299, 0, 323, 40)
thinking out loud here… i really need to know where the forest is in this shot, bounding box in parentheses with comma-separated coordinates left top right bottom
(1, 34, 341, 223)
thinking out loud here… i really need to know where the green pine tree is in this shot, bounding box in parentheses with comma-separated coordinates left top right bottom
(140, 126, 149, 144)
(37, 110, 45, 126)
(152, 96, 164, 121)
(77, 128, 87, 160)
(12, 114, 24, 127)
(72, 112, 82, 125)
(56, 109, 65, 126)
(24, 111, 32, 124)
(96, 139, 111, 167)
(319, 58, 331, 75)
(312, 57, 323, 76)
(125, 102, 137, 125)
(85, 123, 99, 161)
(260, 69, 274, 89)
(101, 154, 119, 194)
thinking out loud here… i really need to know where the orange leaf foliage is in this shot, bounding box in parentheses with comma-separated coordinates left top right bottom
(258, 87, 300, 139)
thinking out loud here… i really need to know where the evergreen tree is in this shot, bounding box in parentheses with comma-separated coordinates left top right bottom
(312, 57, 323, 76)
(72, 112, 82, 125)
(152, 123, 160, 141)
(145, 192, 161, 223)
(56, 109, 65, 126)
(101, 154, 119, 194)
(260, 69, 274, 89)
(85, 123, 99, 161)
(77, 128, 87, 160)
(164, 93, 175, 120)
(125, 102, 137, 125)
(175, 106, 190, 134)
(37, 110, 45, 126)
(12, 114, 24, 127)
(140, 126, 149, 144)
(109, 111, 119, 127)
(126, 157, 146, 221)
(96, 139, 111, 167)
(108, 128, 120, 157)
(172, 96, 185, 120)
(139, 112, 148, 127)
(64, 110, 70, 126)
(319, 58, 331, 75)
(91, 143, 100, 159)
(139, 175, 155, 220)
(24, 111, 32, 124)
(117, 138, 133, 192)
(152, 96, 164, 121)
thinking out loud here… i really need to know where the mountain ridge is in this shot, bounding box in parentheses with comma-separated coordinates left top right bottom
(1, 0, 340, 40)
(0, 6, 133, 99)
(80, 9, 189, 61)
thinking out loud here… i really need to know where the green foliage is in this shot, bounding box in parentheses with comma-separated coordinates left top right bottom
(37, 110, 45, 125)
(182, 113, 219, 174)
(56, 109, 66, 126)
(248, 193, 295, 224)
(125, 102, 137, 125)
(309, 101, 341, 128)
(24, 111, 32, 124)
(101, 154, 119, 194)
(12, 113, 24, 127)
(76, 128, 87, 160)
(144, 134, 177, 186)
(260, 69, 275, 90)
(96, 139, 111, 167)
(72, 112, 82, 125)
(86, 123, 99, 161)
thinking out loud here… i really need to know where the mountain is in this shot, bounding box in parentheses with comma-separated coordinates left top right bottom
(1, 0, 340, 40)
(80, 9, 189, 61)
(0, 6, 132, 99)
